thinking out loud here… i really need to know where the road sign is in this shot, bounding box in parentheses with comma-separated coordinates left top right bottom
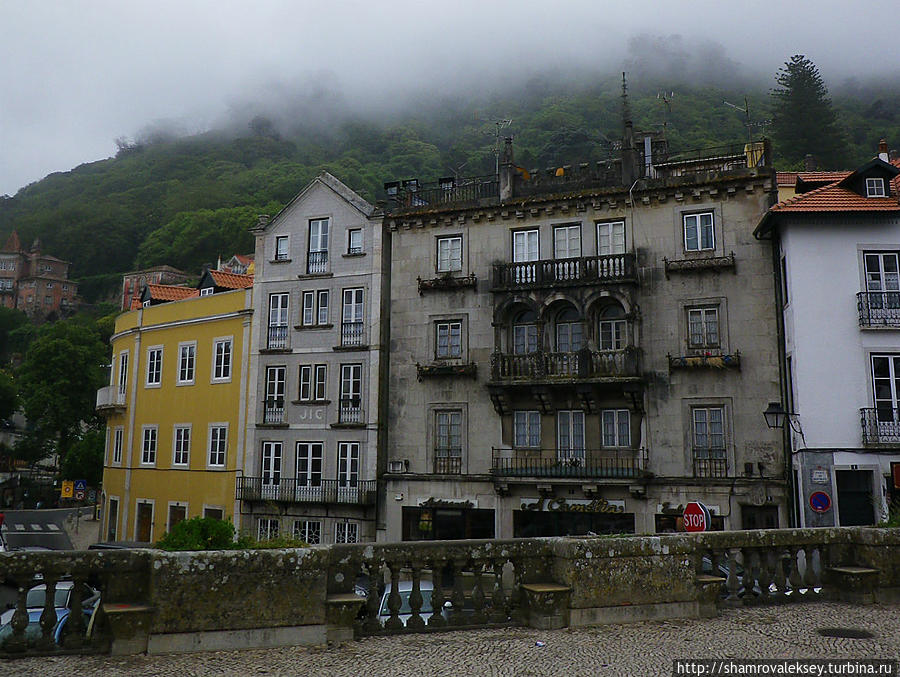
(809, 491, 832, 513)
(683, 501, 711, 532)
(60, 481, 74, 498)
(88, 489, 97, 503)
(74, 490, 85, 501)
(74, 479, 87, 492)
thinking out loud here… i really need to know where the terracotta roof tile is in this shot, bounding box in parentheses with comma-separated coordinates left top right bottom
(208, 270, 254, 289)
(777, 171, 849, 187)
(769, 179, 900, 214)
(146, 284, 199, 301)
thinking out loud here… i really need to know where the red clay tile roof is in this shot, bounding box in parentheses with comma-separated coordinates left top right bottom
(769, 179, 900, 214)
(208, 270, 254, 289)
(776, 171, 850, 187)
(146, 284, 199, 301)
(232, 254, 254, 264)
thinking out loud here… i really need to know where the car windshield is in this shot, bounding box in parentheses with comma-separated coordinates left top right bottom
(379, 589, 434, 616)
(24, 587, 69, 608)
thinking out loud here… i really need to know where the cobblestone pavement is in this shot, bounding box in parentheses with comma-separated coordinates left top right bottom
(5, 602, 899, 677)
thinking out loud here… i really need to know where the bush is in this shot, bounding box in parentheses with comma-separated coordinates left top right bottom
(155, 517, 238, 551)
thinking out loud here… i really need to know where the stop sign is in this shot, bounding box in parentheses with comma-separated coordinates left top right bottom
(682, 501, 711, 533)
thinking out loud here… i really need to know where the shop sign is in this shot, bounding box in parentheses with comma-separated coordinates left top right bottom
(417, 497, 477, 509)
(519, 497, 625, 514)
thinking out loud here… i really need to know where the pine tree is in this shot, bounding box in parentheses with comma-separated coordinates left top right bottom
(771, 55, 849, 169)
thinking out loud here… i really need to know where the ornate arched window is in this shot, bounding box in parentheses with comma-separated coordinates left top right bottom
(598, 304, 627, 350)
(555, 307, 583, 352)
(512, 310, 538, 355)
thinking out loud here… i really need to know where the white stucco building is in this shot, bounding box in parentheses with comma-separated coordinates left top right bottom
(756, 146, 900, 527)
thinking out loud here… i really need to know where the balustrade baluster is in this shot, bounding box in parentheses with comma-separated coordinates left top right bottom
(427, 559, 447, 628)
(787, 547, 804, 599)
(509, 561, 526, 624)
(756, 549, 773, 602)
(490, 558, 508, 623)
(63, 576, 87, 648)
(384, 563, 403, 631)
(406, 563, 426, 631)
(802, 545, 818, 595)
(5, 584, 30, 651)
(362, 561, 383, 634)
(470, 561, 487, 625)
(741, 549, 758, 604)
(724, 548, 741, 603)
(449, 558, 467, 626)
(773, 549, 788, 598)
(38, 576, 58, 650)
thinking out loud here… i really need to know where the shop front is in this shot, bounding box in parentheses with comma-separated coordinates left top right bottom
(512, 496, 635, 537)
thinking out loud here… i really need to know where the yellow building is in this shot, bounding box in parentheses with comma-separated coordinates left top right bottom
(97, 281, 253, 543)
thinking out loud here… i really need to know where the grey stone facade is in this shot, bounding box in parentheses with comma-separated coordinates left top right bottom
(242, 172, 386, 544)
(381, 141, 788, 541)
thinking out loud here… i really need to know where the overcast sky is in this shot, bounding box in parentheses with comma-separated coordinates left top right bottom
(1, 0, 897, 196)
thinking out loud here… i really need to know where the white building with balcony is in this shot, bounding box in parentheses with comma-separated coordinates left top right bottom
(756, 146, 900, 527)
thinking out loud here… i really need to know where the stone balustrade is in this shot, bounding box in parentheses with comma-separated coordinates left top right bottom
(1, 527, 898, 658)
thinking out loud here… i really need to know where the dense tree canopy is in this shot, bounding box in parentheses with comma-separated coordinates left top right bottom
(771, 55, 849, 169)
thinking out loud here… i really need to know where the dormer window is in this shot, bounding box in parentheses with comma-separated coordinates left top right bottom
(866, 178, 886, 198)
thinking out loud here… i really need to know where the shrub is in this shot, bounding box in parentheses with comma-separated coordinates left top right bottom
(155, 517, 238, 551)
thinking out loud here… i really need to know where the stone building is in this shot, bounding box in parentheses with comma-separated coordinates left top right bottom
(0, 231, 78, 320)
(756, 142, 900, 528)
(381, 134, 787, 540)
(121, 266, 191, 311)
(241, 172, 385, 544)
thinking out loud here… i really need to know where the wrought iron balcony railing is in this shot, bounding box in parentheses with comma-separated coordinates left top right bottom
(860, 407, 900, 445)
(267, 325, 288, 350)
(492, 253, 635, 291)
(236, 477, 376, 505)
(340, 321, 366, 347)
(307, 250, 328, 274)
(692, 455, 728, 478)
(491, 448, 644, 479)
(262, 398, 285, 424)
(490, 349, 638, 382)
(387, 176, 499, 212)
(857, 292, 900, 328)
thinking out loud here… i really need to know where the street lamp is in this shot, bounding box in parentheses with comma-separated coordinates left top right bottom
(763, 401, 787, 429)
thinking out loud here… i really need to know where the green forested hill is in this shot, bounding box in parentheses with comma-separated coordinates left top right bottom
(1, 75, 898, 302)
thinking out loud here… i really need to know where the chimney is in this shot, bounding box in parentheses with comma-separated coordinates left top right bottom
(890, 149, 899, 162)
(878, 139, 889, 162)
(499, 136, 514, 202)
(804, 154, 817, 172)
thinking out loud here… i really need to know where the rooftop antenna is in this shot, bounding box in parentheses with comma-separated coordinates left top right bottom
(480, 117, 513, 175)
(657, 91, 674, 135)
(724, 97, 756, 144)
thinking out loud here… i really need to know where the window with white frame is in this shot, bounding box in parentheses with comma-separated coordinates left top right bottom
(513, 410, 541, 448)
(334, 521, 359, 544)
(118, 351, 129, 396)
(437, 235, 462, 272)
(598, 305, 627, 350)
(208, 425, 227, 467)
(601, 409, 630, 447)
(267, 293, 289, 349)
(106, 497, 119, 541)
(434, 411, 462, 473)
(866, 177, 886, 197)
(258, 518, 279, 541)
(872, 355, 900, 423)
(146, 347, 162, 386)
(687, 307, 720, 349)
(264, 366, 286, 423)
(338, 442, 360, 487)
(435, 321, 462, 359)
(178, 342, 196, 384)
(199, 287, 214, 296)
(348, 229, 363, 254)
(203, 507, 224, 520)
(308, 218, 329, 273)
(297, 442, 323, 487)
(261, 441, 282, 487)
(113, 428, 123, 464)
(141, 426, 157, 465)
(213, 338, 232, 381)
(173, 426, 191, 466)
(274, 235, 289, 260)
(302, 290, 330, 326)
(293, 519, 322, 545)
(553, 224, 582, 259)
(597, 220, 626, 256)
(557, 410, 585, 461)
(692, 407, 726, 455)
(513, 310, 539, 354)
(341, 288, 364, 345)
(339, 364, 362, 422)
(299, 364, 327, 401)
(683, 212, 715, 252)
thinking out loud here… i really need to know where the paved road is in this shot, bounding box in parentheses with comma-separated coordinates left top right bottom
(3, 602, 898, 677)
(1, 508, 77, 551)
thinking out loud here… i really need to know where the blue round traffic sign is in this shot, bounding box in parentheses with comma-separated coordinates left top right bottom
(809, 491, 831, 513)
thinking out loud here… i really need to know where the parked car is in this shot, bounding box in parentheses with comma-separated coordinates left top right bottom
(378, 581, 436, 626)
(0, 601, 97, 647)
(0, 581, 100, 626)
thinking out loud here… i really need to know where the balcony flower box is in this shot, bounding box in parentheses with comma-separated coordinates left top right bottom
(668, 352, 741, 371)
(417, 273, 477, 295)
(416, 362, 477, 380)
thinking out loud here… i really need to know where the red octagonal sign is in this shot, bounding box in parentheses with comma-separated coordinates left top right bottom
(683, 501, 711, 533)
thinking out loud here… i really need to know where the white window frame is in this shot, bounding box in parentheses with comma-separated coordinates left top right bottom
(172, 424, 191, 467)
(348, 228, 363, 255)
(112, 427, 124, 465)
(687, 306, 720, 349)
(146, 346, 163, 387)
(556, 410, 585, 461)
(692, 407, 726, 457)
(141, 425, 158, 466)
(106, 496, 119, 541)
(513, 410, 541, 448)
(274, 235, 290, 261)
(302, 291, 315, 326)
(199, 286, 214, 297)
(166, 501, 188, 532)
(261, 441, 282, 487)
(297, 442, 324, 487)
(334, 521, 359, 544)
(207, 424, 228, 468)
(437, 235, 463, 272)
(177, 341, 196, 385)
(212, 337, 232, 382)
(434, 411, 462, 466)
(338, 441, 360, 488)
(299, 365, 312, 401)
(597, 220, 625, 256)
(513, 229, 540, 262)
(314, 364, 327, 401)
(268, 293, 290, 327)
(117, 350, 129, 396)
(203, 506, 225, 520)
(435, 321, 462, 359)
(134, 499, 155, 543)
(683, 212, 715, 252)
(553, 223, 582, 260)
(293, 519, 322, 545)
(866, 177, 886, 198)
(258, 518, 280, 541)
(601, 409, 630, 447)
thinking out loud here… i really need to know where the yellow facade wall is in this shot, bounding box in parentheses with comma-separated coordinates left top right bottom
(100, 289, 252, 543)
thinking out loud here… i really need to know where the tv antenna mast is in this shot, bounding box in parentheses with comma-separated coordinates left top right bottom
(657, 91, 675, 135)
(480, 117, 513, 174)
(723, 98, 769, 144)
